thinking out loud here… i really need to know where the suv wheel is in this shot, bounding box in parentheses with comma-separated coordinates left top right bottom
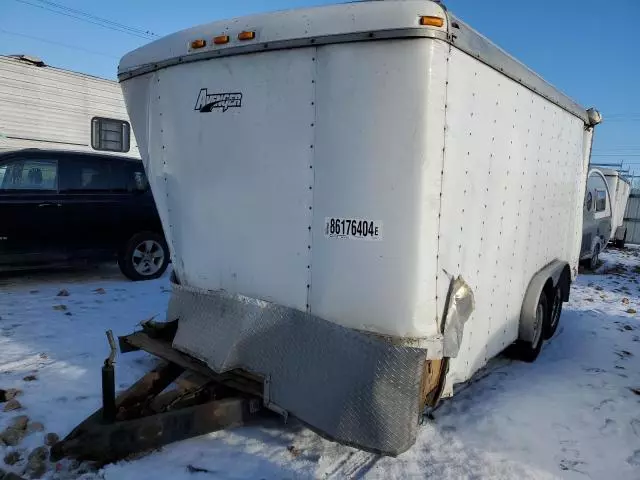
(119, 232, 169, 281)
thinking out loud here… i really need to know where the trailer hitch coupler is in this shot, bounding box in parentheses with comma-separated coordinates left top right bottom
(102, 330, 117, 423)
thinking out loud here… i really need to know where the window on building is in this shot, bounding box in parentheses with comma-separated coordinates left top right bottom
(0, 158, 58, 191)
(595, 189, 607, 212)
(91, 117, 131, 153)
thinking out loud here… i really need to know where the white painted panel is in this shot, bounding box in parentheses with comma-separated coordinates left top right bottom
(311, 39, 446, 339)
(439, 48, 587, 386)
(146, 49, 316, 311)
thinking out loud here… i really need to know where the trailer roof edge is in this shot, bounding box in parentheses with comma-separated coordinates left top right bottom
(446, 13, 590, 124)
(118, 1, 592, 124)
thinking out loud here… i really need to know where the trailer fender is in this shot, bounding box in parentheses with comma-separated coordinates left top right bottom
(519, 260, 568, 343)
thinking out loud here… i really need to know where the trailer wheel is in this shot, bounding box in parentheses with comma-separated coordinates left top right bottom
(514, 291, 547, 362)
(544, 285, 563, 340)
(118, 232, 169, 281)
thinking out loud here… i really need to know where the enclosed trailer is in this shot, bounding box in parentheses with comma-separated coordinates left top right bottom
(118, 0, 601, 455)
(601, 168, 631, 247)
(0, 55, 138, 157)
(580, 169, 613, 269)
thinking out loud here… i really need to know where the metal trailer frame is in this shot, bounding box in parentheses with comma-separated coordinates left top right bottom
(50, 324, 265, 464)
(51, 253, 565, 464)
(50, 254, 560, 464)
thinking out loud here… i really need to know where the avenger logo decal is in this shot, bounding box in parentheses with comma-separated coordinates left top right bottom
(194, 89, 242, 113)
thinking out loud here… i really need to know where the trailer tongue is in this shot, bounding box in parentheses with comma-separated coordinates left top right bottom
(51, 324, 265, 464)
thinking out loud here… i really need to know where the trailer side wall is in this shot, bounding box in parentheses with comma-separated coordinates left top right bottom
(437, 47, 589, 388)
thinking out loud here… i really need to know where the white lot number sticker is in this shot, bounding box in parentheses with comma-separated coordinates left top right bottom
(325, 217, 383, 241)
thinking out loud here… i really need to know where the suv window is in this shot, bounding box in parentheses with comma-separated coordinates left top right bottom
(111, 162, 149, 192)
(60, 158, 111, 192)
(0, 158, 58, 191)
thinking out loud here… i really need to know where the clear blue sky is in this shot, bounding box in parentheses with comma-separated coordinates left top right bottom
(1, 0, 639, 170)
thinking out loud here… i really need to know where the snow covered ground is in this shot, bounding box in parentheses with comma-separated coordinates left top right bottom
(1, 249, 640, 479)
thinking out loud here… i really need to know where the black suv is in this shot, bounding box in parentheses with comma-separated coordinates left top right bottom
(0, 149, 169, 281)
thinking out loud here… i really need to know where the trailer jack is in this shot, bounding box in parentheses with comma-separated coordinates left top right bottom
(50, 324, 265, 465)
(102, 330, 117, 423)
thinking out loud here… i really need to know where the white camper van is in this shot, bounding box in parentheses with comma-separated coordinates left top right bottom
(119, 0, 601, 455)
(580, 169, 612, 269)
(601, 168, 631, 248)
(0, 55, 138, 157)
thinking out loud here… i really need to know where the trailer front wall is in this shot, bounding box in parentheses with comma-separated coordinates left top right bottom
(138, 48, 317, 312)
(437, 46, 588, 388)
(125, 39, 450, 341)
(124, 40, 454, 454)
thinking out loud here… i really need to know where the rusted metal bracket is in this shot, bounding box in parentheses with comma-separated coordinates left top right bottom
(51, 394, 261, 463)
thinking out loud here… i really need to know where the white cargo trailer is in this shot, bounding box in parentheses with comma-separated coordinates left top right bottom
(601, 168, 631, 247)
(0, 54, 138, 157)
(119, 0, 601, 455)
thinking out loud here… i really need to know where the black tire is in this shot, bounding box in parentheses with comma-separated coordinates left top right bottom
(544, 285, 563, 340)
(118, 231, 169, 281)
(513, 291, 548, 363)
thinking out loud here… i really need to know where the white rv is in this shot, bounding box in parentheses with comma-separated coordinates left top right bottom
(119, 0, 601, 455)
(601, 168, 631, 247)
(0, 55, 138, 157)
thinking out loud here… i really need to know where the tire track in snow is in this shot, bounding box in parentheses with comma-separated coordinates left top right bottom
(322, 450, 381, 479)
